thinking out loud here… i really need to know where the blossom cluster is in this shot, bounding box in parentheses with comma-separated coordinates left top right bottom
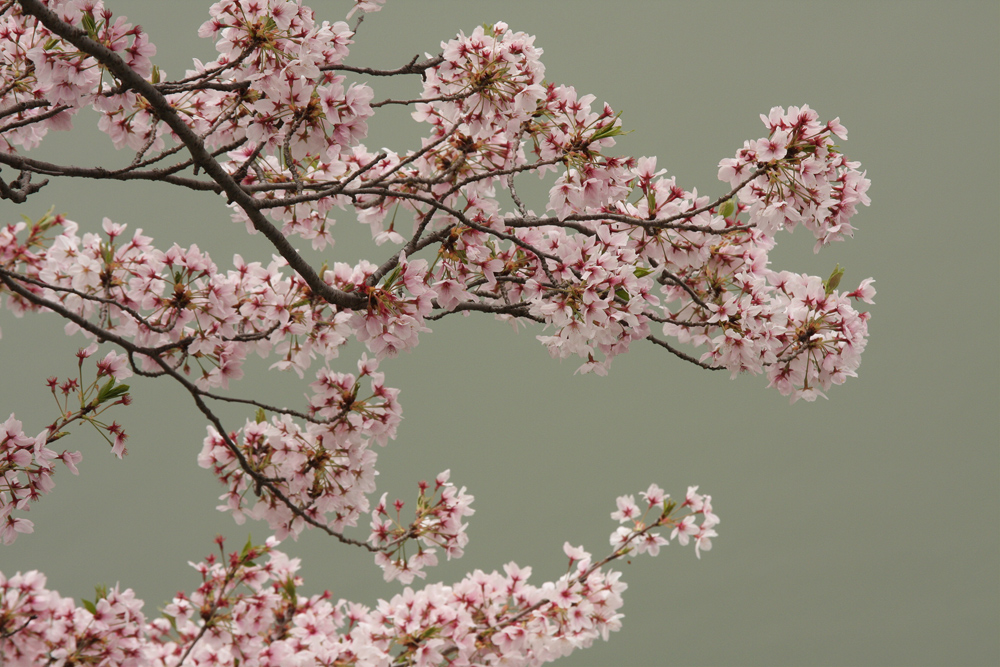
(0, 570, 147, 666)
(385, 26, 876, 389)
(718, 105, 871, 250)
(610, 483, 719, 560)
(198, 354, 400, 541)
(0, 212, 434, 381)
(193, 0, 372, 158)
(0, 414, 59, 546)
(2, 2, 876, 398)
(1, 486, 715, 666)
(414, 22, 546, 144)
(0, 0, 157, 152)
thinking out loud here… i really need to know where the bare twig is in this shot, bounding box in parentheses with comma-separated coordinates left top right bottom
(645, 333, 723, 370)
(0, 169, 48, 203)
(0, 149, 222, 192)
(326, 55, 445, 77)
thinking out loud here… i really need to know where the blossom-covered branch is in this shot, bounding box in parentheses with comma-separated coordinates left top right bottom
(0, 0, 876, 663)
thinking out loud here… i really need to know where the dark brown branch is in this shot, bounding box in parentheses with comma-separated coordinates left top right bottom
(0, 102, 71, 134)
(351, 185, 563, 288)
(0, 268, 176, 334)
(114, 138, 246, 178)
(0, 98, 56, 122)
(425, 300, 539, 322)
(657, 267, 711, 310)
(0, 150, 222, 192)
(365, 207, 441, 288)
(0, 168, 48, 202)
(371, 89, 474, 109)
(251, 151, 389, 207)
(0, 613, 35, 640)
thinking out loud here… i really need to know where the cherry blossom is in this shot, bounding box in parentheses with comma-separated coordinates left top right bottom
(0, 0, 877, 662)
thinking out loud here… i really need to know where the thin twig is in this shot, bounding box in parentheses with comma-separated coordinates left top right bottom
(325, 55, 445, 77)
(645, 333, 723, 370)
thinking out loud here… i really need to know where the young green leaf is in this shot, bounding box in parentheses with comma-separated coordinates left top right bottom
(97, 379, 131, 405)
(96, 379, 116, 404)
(719, 198, 736, 218)
(81, 12, 98, 37)
(824, 264, 845, 295)
(590, 113, 630, 142)
(241, 534, 254, 560)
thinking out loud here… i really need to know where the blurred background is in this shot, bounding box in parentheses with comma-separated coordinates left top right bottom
(1, 1, 997, 665)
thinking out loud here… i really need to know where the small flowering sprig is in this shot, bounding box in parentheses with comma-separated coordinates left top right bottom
(148, 534, 353, 666)
(0, 0, 157, 154)
(345, 0, 386, 21)
(54, 343, 134, 457)
(761, 269, 875, 402)
(413, 21, 546, 144)
(0, 345, 131, 545)
(368, 469, 475, 584)
(609, 483, 719, 559)
(153, 535, 298, 666)
(345, 253, 435, 359)
(386, 483, 719, 665)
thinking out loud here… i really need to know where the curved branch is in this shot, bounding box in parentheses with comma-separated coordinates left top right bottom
(0, 168, 48, 203)
(372, 89, 475, 109)
(656, 266, 711, 310)
(0, 101, 72, 135)
(0, 98, 60, 122)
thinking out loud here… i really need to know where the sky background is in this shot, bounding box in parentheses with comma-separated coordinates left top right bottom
(1, 1, 998, 665)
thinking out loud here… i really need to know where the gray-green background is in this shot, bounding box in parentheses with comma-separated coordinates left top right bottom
(2, 2, 997, 665)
